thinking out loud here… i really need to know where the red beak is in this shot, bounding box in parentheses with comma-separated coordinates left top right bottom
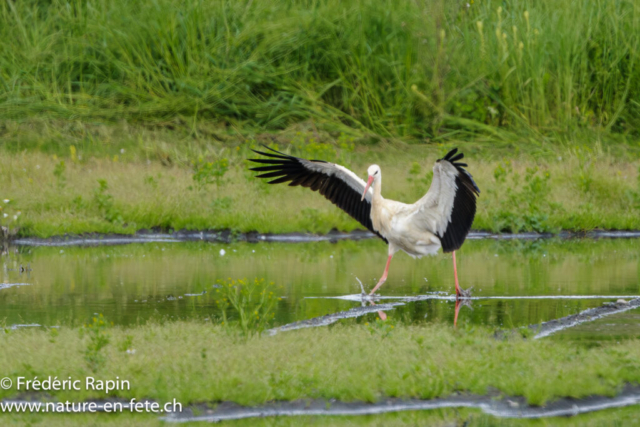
(362, 175, 374, 201)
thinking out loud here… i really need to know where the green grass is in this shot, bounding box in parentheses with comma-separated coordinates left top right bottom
(0, 122, 639, 238)
(1, 320, 640, 408)
(2, 0, 640, 236)
(1, 0, 640, 139)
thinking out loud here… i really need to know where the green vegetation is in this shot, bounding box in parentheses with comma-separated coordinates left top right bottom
(2, 0, 640, 140)
(214, 278, 281, 337)
(2, 0, 640, 237)
(2, 321, 640, 407)
(0, 123, 638, 237)
(81, 314, 112, 372)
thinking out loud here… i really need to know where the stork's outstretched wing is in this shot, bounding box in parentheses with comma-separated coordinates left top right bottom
(249, 146, 387, 242)
(414, 148, 480, 253)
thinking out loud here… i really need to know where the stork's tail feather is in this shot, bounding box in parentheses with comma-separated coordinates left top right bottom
(436, 148, 480, 253)
(439, 148, 480, 195)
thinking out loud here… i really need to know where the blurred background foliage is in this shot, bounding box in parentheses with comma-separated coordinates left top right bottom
(1, 0, 639, 140)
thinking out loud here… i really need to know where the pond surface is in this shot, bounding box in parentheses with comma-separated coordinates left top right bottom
(1, 238, 639, 335)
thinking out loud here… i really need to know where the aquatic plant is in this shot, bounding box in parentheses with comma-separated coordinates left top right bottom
(214, 278, 281, 338)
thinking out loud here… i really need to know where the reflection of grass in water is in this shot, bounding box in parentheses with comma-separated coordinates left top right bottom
(2, 321, 640, 408)
(4, 238, 640, 328)
(214, 278, 281, 338)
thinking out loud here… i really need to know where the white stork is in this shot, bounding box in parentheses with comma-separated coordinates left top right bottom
(249, 146, 480, 298)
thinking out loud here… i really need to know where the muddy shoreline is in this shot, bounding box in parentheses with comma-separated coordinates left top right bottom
(3, 385, 640, 421)
(162, 385, 640, 421)
(7, 228, 640, 247)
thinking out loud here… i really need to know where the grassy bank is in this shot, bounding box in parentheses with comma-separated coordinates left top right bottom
(2, 0, 640, 139)
(2, 0, 640, 237)
(0, 122, 639, 237)
(1, 320, 640, 407)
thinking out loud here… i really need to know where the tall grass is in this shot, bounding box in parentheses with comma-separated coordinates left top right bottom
(1, 0, 639, 139)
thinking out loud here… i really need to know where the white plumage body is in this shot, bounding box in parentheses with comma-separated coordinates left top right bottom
(367, 161, 462, 259)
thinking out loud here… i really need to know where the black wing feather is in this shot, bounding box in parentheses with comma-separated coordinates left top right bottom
(249, 146, 387, 242)
(437, 149, 481, 253)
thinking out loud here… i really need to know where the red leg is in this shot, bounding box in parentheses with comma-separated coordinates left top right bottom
(369, 254, 393, 295)
(453, 250, 462, 298)
(454, 298, 461, 328)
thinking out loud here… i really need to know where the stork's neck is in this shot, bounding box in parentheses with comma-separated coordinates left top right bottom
(371, 175, 383, 205)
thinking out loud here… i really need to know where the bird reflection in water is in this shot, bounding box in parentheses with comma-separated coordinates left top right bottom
(454, 297, 473, 327)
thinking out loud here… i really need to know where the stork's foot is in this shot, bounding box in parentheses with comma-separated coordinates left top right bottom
(456, 286, 473, 299)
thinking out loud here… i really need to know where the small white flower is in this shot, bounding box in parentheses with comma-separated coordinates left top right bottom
(219, 249, 226, 256)
(3, 199, 9, 204)
(120, 149, 126, 154)
(13, 215, 17, 221)
(2, 213, 7, 218)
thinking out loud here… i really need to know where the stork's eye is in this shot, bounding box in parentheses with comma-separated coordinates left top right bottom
(374, 171, 378, 175)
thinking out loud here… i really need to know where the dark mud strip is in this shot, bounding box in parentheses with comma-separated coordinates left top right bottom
(268, 302, 405, 334)
(10, 229, 376, 247)
(160, 385, 640, 422)
(10, 230, 640, 247)
(531, 298, 640, 339)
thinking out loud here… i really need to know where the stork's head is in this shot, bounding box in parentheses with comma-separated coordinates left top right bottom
(361, 165, 381, 201)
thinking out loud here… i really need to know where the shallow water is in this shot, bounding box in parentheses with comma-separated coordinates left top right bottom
(0, 238, 639, 333)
